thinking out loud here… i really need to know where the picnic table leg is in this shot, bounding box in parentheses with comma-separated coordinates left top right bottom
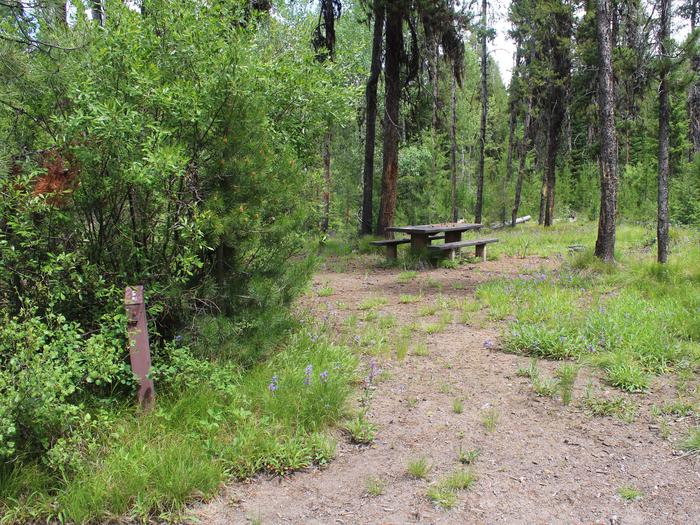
(475, 244, 486, 262)
(386, 244, 398, 261)
(410, 233, 430, 253)
(444, 231, 461, 260)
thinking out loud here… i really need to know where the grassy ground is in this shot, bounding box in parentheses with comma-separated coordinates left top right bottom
(478, 223, 700, 393)
(0, 330, 357, 524)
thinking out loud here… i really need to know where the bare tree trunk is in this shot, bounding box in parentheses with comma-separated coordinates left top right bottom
(594, 0, 618, 262)
(92, 0, 103, 25)
(539, 170, 547, 225)
(321, 129, 332, 232)
(431, 41, 440, 131)
(377, 0, 402, 237)
(542, 3, 571, 227)
(475, 0, 488, 224)
(361, 3, 385, 235)
(504, 49, 520, 224)
(689, 0, 700, 159)
(450, 72, 458, 222)
(512, 95, 532, 226)
(657, 0, 671, 263)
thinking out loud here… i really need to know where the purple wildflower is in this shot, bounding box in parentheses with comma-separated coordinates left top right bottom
(174, 335, 183, 347)
(304, 364, 313, 386)
(268, 375, 279, 394)
(320, 370, 329, 383)
(483, 339, 495, 349)
(368, 359, 380, 384)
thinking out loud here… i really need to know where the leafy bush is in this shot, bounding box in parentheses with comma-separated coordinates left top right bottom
(0, 0, 359, 518)
(0, 330, 357, 522)
(0, 309, 131, 464)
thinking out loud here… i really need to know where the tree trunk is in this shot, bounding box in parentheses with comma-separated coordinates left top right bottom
(432, 41, 440, 131)
(504, 49, 520, 224)
(361, 3, 385, 235)
(539, 170, 547, 225)
(512, 95, 532, 226)
(450, 72, 458, 222)
(376, 0, 402, 237)
(689, 0, 700, 159)
(475, 0, 488, 224)
(657, 0, 671, 263)
(92, 0, 103, 25)
(594, 0, 618, 262)
(543, 91, 567, 227)
(542, 2, 571, 227)
(321, 128, 332, 232)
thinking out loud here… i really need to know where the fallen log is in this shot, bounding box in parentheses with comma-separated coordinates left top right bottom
(489, 215, 531, 230)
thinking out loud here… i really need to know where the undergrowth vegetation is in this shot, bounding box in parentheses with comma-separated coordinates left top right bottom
(476, 224, 700, 394)
(0, 331, 356, 523)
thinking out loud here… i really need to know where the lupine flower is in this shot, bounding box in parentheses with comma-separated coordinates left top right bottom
(320, 370, 329, 383)
(304, 364, 313, 386)
(368, 359, 380, 384)
(268, 375, 279, 394)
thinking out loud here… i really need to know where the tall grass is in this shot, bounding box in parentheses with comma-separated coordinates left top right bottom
(0, 331, 357, 523)
(479, 223, 700, 392)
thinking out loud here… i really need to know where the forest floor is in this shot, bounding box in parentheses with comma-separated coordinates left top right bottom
(195, 232, 699, 524)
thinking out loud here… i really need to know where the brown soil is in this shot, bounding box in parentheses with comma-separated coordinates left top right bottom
(194, 255, 700, 525)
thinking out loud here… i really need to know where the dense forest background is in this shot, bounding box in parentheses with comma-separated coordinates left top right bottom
(0, 0, 698, 521)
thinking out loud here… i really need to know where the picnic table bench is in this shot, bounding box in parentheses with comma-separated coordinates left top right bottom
(428, 237, 499, 261)
(370, 234, 445, 260)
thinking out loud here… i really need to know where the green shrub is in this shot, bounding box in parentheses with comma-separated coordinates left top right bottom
(0, 330, 357, 522)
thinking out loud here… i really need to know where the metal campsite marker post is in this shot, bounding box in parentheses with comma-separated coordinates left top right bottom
(124, 285, 155, 410)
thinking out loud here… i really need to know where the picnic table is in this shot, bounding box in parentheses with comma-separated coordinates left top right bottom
(387, 222, 483, 251)
(371, 222, 498, 261)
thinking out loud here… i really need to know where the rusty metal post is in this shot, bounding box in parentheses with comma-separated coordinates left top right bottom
(124, 285, 155, 409)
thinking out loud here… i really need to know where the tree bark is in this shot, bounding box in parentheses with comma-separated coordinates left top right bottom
(92, 0, 103, 25)
(539, 170, 547, 225)
(657, 0, 671, 263)
(361, 2, 385, 235)
(450, 72, 458, 222)
(504, 49, 520, 224)
(376, 0, 402, 237)
(321, 128, 332, 232)
(594, 0, 618, 262)
(689, 0, 700, 158)
(475, 0, 488, 224)
(431, 41, 440, 131)
(512, 95, 532, 226)
(542, 2, 571, 227)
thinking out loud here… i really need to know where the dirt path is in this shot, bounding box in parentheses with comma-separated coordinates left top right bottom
(195, 256, 700, 525)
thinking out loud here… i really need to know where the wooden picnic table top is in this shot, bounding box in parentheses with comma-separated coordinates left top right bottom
(387, 222, 483, 235)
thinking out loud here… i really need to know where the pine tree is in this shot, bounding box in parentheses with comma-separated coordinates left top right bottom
(595, 0, 618, 261)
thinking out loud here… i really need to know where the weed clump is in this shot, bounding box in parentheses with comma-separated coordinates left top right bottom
(407, 457, 431, 479)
